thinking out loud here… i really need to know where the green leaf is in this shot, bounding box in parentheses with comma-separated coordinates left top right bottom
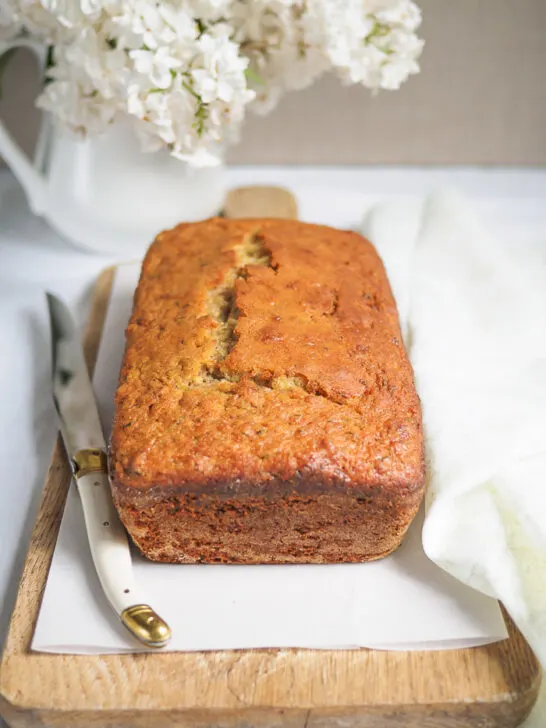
(46, 45, 54, 70)
(182, 80, 200, 100)
(44, 45, 55, 85)
(245, 67, 265, 86)
(195, 18, 206, 37)
(365, 21, 389, 43)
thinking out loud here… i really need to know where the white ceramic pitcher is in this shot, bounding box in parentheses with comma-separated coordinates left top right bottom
(0, 38, 226, 255)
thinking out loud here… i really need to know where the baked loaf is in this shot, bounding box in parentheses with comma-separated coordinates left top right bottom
(109, 218, 425, 564)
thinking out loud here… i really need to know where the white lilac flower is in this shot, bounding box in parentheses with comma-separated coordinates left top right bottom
(4, 0, 423, 166)
(375, 1, 422, 31)
(37, 54, 119, 136)
(190, 0, 232, 21)
(229, 1, 327, 113)
(192, 29, 253, 105)
(40, 0, 104, 28)
(304, 0, 424, 90)
(130, 46, 183, 89)
(1, 0, 65, 40)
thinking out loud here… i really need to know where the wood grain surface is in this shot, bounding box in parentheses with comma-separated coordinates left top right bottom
(0, 186, 541, 728)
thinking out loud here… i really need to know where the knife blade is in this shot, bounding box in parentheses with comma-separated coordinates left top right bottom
(46, 292, 172, 648)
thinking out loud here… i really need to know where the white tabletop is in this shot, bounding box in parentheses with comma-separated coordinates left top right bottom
(1, 164, 546, 657)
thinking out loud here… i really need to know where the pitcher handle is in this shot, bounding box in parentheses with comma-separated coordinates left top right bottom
(0, 37, 48, 214)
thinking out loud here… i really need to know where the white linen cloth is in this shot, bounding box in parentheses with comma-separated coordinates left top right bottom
(363, 191, 546, 660)
(363, 191, 546, 727)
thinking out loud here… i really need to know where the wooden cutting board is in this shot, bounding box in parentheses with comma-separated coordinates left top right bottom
(0, 186, 540, 728)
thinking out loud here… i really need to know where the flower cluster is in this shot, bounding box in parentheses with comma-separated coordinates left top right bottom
(2, 0, 424, 165)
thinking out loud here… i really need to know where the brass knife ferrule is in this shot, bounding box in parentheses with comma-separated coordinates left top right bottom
(121, 605, 172, 648)
(73, 448, 108, 478)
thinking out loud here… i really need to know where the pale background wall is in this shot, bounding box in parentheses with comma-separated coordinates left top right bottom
(1, 0, 545, 166)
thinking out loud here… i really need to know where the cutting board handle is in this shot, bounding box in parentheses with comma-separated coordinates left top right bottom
(224, 185, 298, 220)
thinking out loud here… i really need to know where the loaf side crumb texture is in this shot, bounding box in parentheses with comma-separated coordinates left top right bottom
(110, 218, 424, 495)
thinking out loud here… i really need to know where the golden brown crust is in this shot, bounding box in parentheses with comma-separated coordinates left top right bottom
(109, 218, 425, 563)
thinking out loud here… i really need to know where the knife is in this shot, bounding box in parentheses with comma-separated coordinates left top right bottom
(46, 292, 172, 648)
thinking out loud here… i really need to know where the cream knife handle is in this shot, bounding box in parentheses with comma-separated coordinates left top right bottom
(73, 449, 171, 647)
(76, 469, 139, 611)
